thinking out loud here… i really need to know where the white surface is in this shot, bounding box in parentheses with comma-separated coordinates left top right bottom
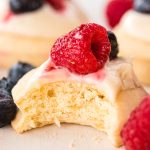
(0, 124, 123, 150)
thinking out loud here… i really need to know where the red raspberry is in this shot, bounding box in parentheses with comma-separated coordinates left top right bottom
(105, 0, 133, 28)
(50, 23, 111, 74)
(122, 96, 150, 150)
(46, 0, 65, 10)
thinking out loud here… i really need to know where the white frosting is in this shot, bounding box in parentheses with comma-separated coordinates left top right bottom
(0, 0, 87, 37)
(118, 10, 150, 42)
(16, 58, 141, 103)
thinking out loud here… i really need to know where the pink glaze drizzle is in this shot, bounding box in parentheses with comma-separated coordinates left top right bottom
(39, 58, 106, 83)
(43, 58, 56, 72)
(3, 11, 14, 22)
(91, 69, 106, 81)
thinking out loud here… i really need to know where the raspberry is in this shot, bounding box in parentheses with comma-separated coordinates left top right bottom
(46, 0, 65, 10)
(50, 23, 111, 74)
(122, 96, 150, 150)
(105, 0, 133, 28)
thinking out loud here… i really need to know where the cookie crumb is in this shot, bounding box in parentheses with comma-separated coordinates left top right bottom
(92, 136, 103, 143)
(54, 118, 61, 128)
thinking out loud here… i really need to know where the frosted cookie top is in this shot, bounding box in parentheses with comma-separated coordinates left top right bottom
(116, 10, 150, 42)
(0, 0, 87, 37)
(12, 23, 141, 102)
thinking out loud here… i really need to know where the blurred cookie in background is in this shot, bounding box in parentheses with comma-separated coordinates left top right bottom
(0, 0, 88, 68)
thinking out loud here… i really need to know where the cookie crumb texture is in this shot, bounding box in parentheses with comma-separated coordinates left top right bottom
(12, 67, 147, 147)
